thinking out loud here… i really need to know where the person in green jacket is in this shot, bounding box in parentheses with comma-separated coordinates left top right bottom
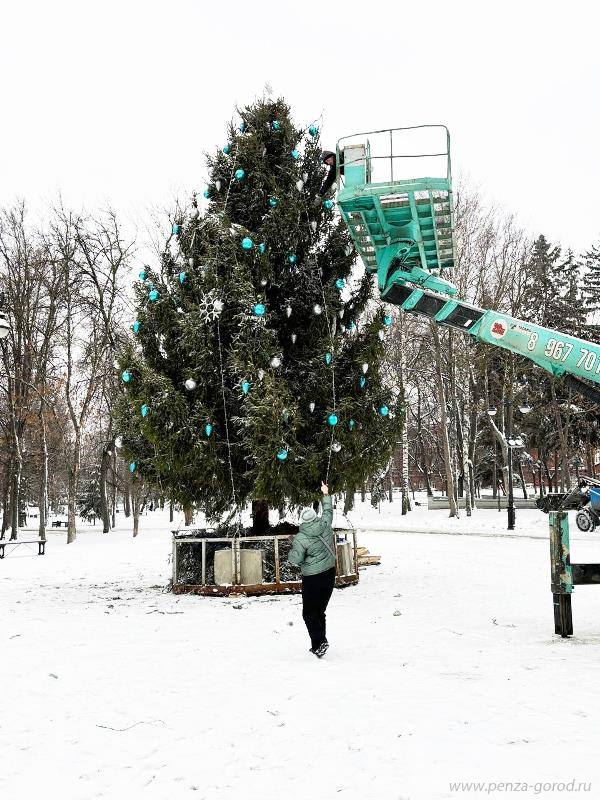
(288, 482, 336, 658)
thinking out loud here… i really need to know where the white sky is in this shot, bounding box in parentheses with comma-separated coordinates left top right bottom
(2, 0, 599, 253)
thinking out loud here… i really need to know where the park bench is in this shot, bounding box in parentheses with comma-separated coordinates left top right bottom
(51, 520, 68, 528)
(0, 539, 46, 559)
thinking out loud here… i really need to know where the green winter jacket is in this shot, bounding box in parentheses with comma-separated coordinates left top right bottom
(288, 496, 335, 577)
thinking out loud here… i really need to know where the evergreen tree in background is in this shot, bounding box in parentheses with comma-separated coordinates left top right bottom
(581, 240, 600, 341)
(116, 97, 401, 530)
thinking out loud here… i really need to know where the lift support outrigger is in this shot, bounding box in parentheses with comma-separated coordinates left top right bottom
(334, 126, 600, 637)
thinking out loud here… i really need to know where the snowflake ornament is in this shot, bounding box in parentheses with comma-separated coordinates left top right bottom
(198, 291, 225, 323)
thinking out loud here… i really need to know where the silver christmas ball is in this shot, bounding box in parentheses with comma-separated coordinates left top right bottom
(309, 401, 315, 413)
(313, 304, 322, 315)
(338, 309, 344, 319)
(270, 356, 281, 368)
(310, 221, 317, 233)
(302, 172, 309, 182)
(296, 179, 304, 191)
(188, 257, 195, 268)
(215, 180, 222, 192)
(185, 378, 197, 390)
(378, 329, 385, 340)
(114, 435, 123, 449)
(332, 441, 342, 453)
(260, 278, 267, 286)
(257, 368, 265, 381)
(362, 363, 369, 374)
(285, 305, 292, 318)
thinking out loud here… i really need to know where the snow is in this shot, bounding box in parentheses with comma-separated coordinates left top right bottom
(3, 498, 600, 799)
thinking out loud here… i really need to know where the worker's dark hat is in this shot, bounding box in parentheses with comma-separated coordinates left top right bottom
(320, 150, 336, 163)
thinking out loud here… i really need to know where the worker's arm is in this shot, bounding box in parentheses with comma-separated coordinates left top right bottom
(287, 533, 307, 568)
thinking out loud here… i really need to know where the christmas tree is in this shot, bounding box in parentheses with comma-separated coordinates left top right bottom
(117, 97, 402, 531)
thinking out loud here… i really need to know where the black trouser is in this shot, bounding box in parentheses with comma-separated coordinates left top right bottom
(301, 567, 336, 650)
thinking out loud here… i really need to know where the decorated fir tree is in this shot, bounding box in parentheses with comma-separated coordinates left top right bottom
(117, 97, 401, 531)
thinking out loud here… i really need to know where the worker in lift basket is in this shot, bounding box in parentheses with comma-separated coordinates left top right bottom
(288, 482, 336, 658)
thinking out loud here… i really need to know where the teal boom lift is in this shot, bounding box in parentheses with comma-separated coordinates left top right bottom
(335, 126, 600, 637)
(336, 125, 600, 401)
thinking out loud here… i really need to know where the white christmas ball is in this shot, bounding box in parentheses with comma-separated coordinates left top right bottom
(332, 441, 342, 452)
(302, 172, 309, 182)
(362, 363, 369, 374)
(285, 305, 292, 318)
(309, 401, 315, 413)
(338, 309, 344, 319)
(313, 304, 322, 315)
(185, 379, 197, 390)
(114, 435, 123, 449)
(270, 356, 281, 368)
(310, 221, 317, 233)
(257, 369, 265, 381)
(296, 180, 304, 191)
(188, 257, 195, 268)
(378, 329, 385, 340)
(215, 180, 222, 192)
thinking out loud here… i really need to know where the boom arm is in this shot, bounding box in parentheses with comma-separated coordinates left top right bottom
(336, 126, 600, 395)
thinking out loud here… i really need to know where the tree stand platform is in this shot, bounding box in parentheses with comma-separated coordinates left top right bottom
(171, 528, 359, 596)
(549, 511, 600, 637)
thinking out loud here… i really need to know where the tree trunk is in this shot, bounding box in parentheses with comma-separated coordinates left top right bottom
(518, 459, 528, 499)
(1, 457, 12, 540)
(10, 453, 21, 540)
(169, 500, 174, 523)
(343, 485, 354, 513)
(111, 448, 117, 528)
(184, 505, 194, 526)
(252, 499, 269, 534)
(99, 442, 111, 533)
(38, 403, 49, 542)
(123, 471, 131, 518)
(67, 436, 81, 544)
(431, 324, 458, 517)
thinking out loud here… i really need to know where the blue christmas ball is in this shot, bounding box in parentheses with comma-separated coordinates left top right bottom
(141, 404, 149, 418)
(324, 352, 332, 365)
(122, 370, 132, 383)
(139, 269, 147, 281)
(291, 149, 300, 160)
(149, 289, 159, 302)
(323, 199, 334, 210)
(242, 380, 250, 395)
(223, 144, 231, 154)
(241, 237, 254, 250)
(335, 278, 345, 290)
(379, 406, 389, 416)
(258, 242, 266, 254)
(287, 253, 297, 264)
(276, 448, 288, 461)
(205, 423, 213, 437)
(347, 321, 356, 332)
(383, 315, 393, 326)
(129, 462, 136, 473)
(252, 303, 266, 316)
(203, 189, 210, 199)
(179, 272, 186, 284)
(132, 321, 141, 334)
(272, 121, 280, 131)
(359, 376, 366, 389)
(268, 197, 278, 208)
(234, 168, 245, 180)
(328, 413, 338, 426)
(172, 224, 181, 235)
(308, 125, 318, 137)
(239, 121, 247, 132)
(348, 419, 356, 430)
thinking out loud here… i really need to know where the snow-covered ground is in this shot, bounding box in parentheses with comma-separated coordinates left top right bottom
(3, 498, 600, 800)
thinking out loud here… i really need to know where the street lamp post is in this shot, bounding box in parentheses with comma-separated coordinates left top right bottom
(506, 398, 516, 530)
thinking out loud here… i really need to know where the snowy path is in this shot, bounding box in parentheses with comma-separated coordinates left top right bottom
(2, 504, 600, 800)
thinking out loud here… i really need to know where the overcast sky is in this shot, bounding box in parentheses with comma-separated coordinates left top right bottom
(2, 0, 599, 254)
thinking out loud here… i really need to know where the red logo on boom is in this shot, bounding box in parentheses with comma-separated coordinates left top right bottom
(490, 320, 507, 339)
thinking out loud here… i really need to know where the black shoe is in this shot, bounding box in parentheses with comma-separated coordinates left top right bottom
(313, 641, 329, 658)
